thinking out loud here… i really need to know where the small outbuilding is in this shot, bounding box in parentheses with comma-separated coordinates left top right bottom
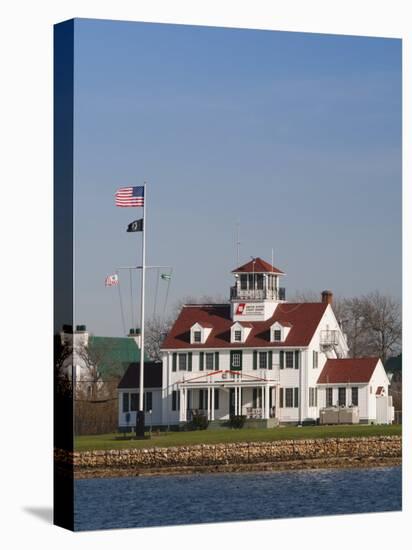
(118, 361, 163, 431)
(316, 357, 394, 424)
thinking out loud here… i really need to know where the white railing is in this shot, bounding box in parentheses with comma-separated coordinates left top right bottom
(246, 407, 262, 419)
(320, 330, 339, 346)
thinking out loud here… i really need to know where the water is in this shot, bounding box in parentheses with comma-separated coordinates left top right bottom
(74, 466, 401, 531)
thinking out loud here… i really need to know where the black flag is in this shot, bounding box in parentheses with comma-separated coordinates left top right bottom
(127, 218, 144, 232)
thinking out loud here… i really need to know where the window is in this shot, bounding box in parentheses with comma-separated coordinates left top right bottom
(273, 330, 281, 341)
(326, 387, 333, 407)
(351, 387, 359, 406)
(145, 391, 153, 412)
(259, 352, 267, 369)
(285, 351, 294, 369)
(214, 388, 219, 410)
(338, 387, 346, 406)
(206, 353, 214, 370)
(122, 393, 129, 413)
(234, 330, 242, 342)
(256, 274, 264, 290)
(294, 388, 299, 408)
(240, 274, 248, 290)
(252, 388, 258, 408)
(172, 390, 180, 411)
(131, 393, 138, 411)
(285, 388, 294, 407)
(194, 331, 201, 343)
(231, 351, 242, 370)
(199, 389, 208, 410)
(178, 353, 187, 371)
(313, 350, 318, 369)
(309, 387, 315, 407)
(309, 388, 318, 408)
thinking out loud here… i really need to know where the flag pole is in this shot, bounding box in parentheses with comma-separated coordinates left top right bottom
(138, 181, 147, 433)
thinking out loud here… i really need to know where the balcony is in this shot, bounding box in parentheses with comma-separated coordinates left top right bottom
(320, 330, 339, 346)
(230, 286, 286, 301)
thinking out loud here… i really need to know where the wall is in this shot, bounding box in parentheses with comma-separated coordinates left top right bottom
(62, 436, 401, 473)
(118, 388, 162, 426)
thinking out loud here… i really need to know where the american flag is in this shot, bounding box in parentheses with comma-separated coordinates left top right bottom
(105, 274, 119, 287)
(115, 186, 144, 207)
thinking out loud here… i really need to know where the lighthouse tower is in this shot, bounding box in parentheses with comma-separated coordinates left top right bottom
(230, 257, 286, 322)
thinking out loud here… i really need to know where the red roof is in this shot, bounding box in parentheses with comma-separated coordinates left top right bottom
(232, 257, 284, 274)
(317, 358, 380, 384)
(161, 302, 328, 350)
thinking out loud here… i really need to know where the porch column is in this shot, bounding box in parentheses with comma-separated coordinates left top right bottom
(261, 386, 264, 418)
(265, 385, 270, 419)
(207, 386, 211, 420)
(211, 385, 215, 421)
(183, 388, 187, 422)
(179, 387, 184, 422)
(234, 385, 238, 416)
(276, 385, 280, 420)
(239, 387, 242, 416)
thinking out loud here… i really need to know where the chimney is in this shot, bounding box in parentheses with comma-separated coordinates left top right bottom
(321, 290, 333, 305)
(129, 327, 141, 348)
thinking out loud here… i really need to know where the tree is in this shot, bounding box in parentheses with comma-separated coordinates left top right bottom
(145, 317, 172, 361)
(290, 290, 401, 362)
(358, 291, 401, 364)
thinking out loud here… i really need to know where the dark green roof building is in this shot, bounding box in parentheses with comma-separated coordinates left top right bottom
(87, 336, 148, 380)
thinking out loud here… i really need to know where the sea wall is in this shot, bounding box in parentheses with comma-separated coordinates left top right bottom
(56, 436, 401, 477)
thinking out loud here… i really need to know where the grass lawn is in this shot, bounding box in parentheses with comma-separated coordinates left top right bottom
(75, 424, 401, 452)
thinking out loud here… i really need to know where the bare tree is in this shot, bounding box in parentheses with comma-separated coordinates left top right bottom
(289, 290, 401, 363)
(358, 291, 401, 364)
(145, 317, 172, 361)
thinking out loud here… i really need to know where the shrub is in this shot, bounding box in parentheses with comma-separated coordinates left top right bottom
(189, 412, 209, 430)
(229, 414, 246, 429)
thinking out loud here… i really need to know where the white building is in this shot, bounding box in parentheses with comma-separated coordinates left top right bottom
(157, 258, 394, 427)
(118, 362, 163, 431)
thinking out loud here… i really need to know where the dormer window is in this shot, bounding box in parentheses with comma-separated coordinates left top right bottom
(273, 329, 282, 342)
(270, 321, 291, 343)
(190, 323, 212, 344)
(230, 322, 252, 344)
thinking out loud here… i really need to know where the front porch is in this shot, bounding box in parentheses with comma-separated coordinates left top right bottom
(176, 370, 280, 425)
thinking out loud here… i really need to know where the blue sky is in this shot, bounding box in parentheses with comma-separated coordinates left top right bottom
(73, 19, 401, 337)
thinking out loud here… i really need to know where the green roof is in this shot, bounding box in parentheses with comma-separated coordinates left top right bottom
(87, 336, 148, 380)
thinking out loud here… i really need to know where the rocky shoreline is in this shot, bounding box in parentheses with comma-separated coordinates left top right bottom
(56, 435, 402, 479)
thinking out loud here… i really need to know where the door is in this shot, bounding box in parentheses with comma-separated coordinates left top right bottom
(229, 388, 236, 416)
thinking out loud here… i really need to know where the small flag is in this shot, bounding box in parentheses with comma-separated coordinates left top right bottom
(105, 274, 119, 287)
(127, 218, 144, 232)
(115, 186, 144, 207)
(160, 273, 172, 281)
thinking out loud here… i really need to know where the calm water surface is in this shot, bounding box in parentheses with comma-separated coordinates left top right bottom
(74, 466, 401, 531)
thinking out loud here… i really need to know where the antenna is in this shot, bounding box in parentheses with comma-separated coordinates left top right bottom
(236, 222, 241, 265)
(271, 248, 274, 271)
